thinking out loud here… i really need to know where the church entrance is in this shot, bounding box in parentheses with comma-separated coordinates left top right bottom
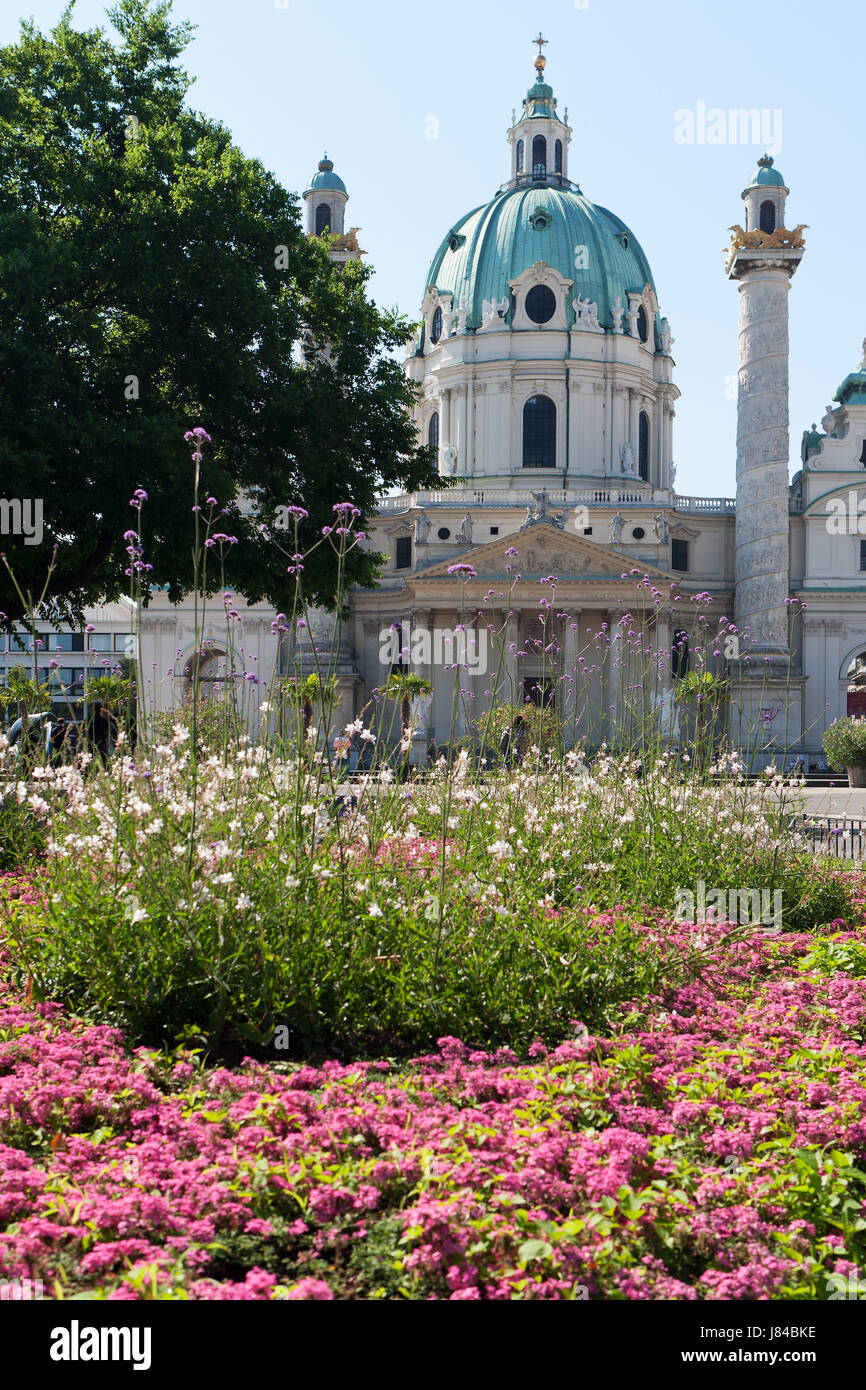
(524, 677, 555, 709)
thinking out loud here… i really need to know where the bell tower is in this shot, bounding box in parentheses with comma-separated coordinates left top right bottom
(303, 154, 363, 268)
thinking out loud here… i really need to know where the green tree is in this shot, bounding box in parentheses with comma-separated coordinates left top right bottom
(382, 672, 432, 768)
(0, 0, 439, 629)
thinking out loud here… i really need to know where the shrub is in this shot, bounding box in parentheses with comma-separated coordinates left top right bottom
(823, 717, 866, 770)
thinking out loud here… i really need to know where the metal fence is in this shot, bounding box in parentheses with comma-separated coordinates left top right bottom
(793, 815, 866, 860)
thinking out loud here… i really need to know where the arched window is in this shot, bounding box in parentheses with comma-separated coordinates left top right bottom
(554, 139, 563, 174)
(430, 306, 443, 344)
(636, 305, 649, 343)
(523, 395, 556, 469)
(672, 629, 689, 681)
(428, 411, 440, 453)
(315, 202, 331, 235)
(759, 200, 776, 234)
(516, 139, 524, 173)
(532, 135, 547, 179)
(638, 411, 650, 480)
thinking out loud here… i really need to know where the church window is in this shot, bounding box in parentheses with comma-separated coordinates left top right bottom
(516, 139, 524, 173)
(395, 536, 412, 570)
(632, 526, 645, 540)
(315, 202, 331, 235)
(859, 440, 866, 467)
(525, 284, 557, 324)
(523, 395, 556, 469)
(532, 135, 547, 179)
(638, 411, 650, 480)
(490, 526, 499, 535)
(430, 306, 443, 344)
(554, 139, 563, 174)
(672, 538, 689, 572)
(759, 200, 776, 234)
(428, 411, 440, 453)
(437, 527, 451, 540)
(672, 628, 689, 679)
(860, 540, 866, 571)
(637, 305, 649, 343)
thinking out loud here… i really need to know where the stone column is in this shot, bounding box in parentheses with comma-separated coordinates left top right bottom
(629, 388, 640, 460)
(606, 609, 622, 744)
(409, 606, 433, 762)
(504, 610, 520, 706)
(452, 384, 467, 476)
(655, 613, 672, 691)
(440, 388, 451, 474)
(465, 373, 475, 476)
(562, 608, 581, 738)
(603, 374, 613, 476)
(729, 254, 802, 662)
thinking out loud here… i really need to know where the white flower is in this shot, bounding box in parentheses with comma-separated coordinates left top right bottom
(236, 893, 253, 911)
(487, 839, 513, 861)
(285, 875, 300, 889)
(368, 902, 384, 918)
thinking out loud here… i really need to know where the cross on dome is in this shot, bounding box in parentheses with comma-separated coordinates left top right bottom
(532, 32, 548, 74)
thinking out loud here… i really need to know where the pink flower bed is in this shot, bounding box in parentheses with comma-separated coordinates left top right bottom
(1, 918, 865, 1299)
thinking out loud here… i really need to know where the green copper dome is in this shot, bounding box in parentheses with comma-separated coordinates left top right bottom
(306, 156, 347, 194)
(424, 184, 660, 340)
(744, 154, 786, 189)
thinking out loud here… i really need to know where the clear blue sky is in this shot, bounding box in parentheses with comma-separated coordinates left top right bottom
(4, 0, 863, 498)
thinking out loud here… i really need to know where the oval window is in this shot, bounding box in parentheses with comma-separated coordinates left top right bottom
(430, 306, 443, 344)
(637, 305, 649, 343)
(632, 526, 645, 540)
(525, 285, 557, 324)
(437, 527, 451, 540)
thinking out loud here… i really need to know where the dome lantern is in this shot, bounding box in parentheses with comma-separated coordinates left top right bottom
(507, 35, 572, 189)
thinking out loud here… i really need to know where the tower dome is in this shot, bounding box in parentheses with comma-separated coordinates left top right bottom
(422, 185, 660, 343)
(405, 39, 677, 491)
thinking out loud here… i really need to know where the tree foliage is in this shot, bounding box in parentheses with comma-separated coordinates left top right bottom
(0, 0, 438, 626)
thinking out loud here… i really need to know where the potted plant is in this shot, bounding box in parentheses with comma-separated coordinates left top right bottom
(822, 716, 866, 787)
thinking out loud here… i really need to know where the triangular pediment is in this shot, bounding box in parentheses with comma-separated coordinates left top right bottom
(412, 522, 671, 581)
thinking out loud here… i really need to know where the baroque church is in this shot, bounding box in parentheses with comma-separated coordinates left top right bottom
(129, 40, 866, 761)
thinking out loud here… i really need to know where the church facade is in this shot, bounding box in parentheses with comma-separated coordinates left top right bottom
(14, 43, 863, 762)
(335, 41, 866, 764)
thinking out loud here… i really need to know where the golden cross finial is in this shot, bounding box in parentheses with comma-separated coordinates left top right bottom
(533, 32, 548, 57)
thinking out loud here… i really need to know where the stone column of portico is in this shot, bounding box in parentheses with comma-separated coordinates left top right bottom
(504, 610, 520, 707)
(655, 612, 672, 691)
(411, 607, 434, 758)
(561, 608, 581, 741)
(606, 609, 622, 745)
